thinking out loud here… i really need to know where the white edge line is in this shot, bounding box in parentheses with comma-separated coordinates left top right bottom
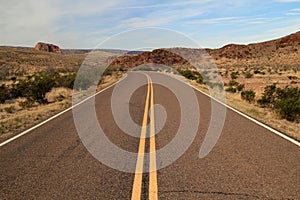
(162, 72, 300, 147)
(0, 74, 128, 147)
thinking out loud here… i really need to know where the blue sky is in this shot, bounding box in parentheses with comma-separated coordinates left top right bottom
(1, 0, 300, 49)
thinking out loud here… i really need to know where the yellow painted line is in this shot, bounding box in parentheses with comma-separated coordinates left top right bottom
(131, 75, 151, 200)
(149, 77, 158, 200)
(131, 73, 158, 200)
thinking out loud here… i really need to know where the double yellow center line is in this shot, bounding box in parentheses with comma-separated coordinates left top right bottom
(131, 73, 158, 200)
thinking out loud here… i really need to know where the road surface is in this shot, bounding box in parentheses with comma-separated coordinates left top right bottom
(1, 72, 299, 199)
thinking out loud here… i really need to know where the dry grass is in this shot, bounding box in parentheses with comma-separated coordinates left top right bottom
(0, 74, 124, 140)
(46, 87, 73, 103)
(0, 47, 122, 140)
(0, 47, 86, 80)
(189, 80, 300, 141)
(1, 44, 299, 142)
(0, 98, 71, 139)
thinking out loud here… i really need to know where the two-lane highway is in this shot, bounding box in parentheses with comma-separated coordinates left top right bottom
(1, 72, 299, 199)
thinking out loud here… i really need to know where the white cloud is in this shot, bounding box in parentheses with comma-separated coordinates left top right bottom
(117, 7, 204, 28)
(188, 17, 272, 25)
(112, 0, 214, 10)
(58, 0, 123, 16)
(0, 0, 299, 48)
(291, 8, 300, 11)
(189, 17, 241, 24)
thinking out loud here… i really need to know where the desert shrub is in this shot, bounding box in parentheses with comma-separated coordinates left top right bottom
(228, 80, 239, 87)
(10, 76, 17, 82)
(288, 76, 298, 80)
(225, 87, 237, 93)
(180, 70, 197, 80)
(254, 69, 266, 75)
(0, 84, 10, 103)
(119, 66, 126, 72)
(257, 84, 277, 107)
(237, 84, 245, 92)
(179, 70, 203, 83)
(241, 90, 256, 103)
(196, 77, 203, 84)
(245, 72, 253, 78)
(258, 84, 300, 121)
(254, 69, 261, 74)
(28, 75, 56, 104)
(4, 106, 15, 113)
(275, 97, 300, 122)
(10, 80, 30, 99)
(230, 71, 239, 79)
(55, 73, 76, 89)
(63, 74, 76, 89)
(11, 74, 55, 104)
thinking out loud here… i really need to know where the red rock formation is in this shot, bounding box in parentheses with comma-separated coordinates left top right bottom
(109, 49, 191, 70)
(34, 42, 61, 54)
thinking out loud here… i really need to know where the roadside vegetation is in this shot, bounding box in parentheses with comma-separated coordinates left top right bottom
(0, 47, 125, 138)
(1, 45, 299, 142)
(258, 84, 300, 122)
(178, 64, 299, 141)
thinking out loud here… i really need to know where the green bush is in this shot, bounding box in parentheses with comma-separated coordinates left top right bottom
(258, 84, 300, 121)
(230, 71, 239, 79)
(3, 71, 78, 106)
(28, 75, 55, 104)
(55, 73, 76, 89)
(4, 106, 15, 113)
(179, 70, 203, 83)
(275, 98, 300, 122)
(228, 80, 239, 87)
(257, 84, 277, 107)
(245, 72, 253, 78)
(10, 80, 30, 99)
(10, 74, 55, 104)
(288, 76, 297, 80)
(225, 87, 237, 93)
(237, 84, 245, 92)
(196, 77, 203, 84)
(241, 90, 256, 103)
(254, 69, 261, 74)
(0, 84, 10, 103)
(180, 70, 197, 80)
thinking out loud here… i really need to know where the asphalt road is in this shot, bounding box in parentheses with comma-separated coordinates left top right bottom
(1, 72, 299, 199)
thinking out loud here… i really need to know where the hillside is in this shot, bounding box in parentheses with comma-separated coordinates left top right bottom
(208, 31, 300, 60)
(108, 31, 300, 70)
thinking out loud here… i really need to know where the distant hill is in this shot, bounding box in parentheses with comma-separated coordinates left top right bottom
(207, 31, 300, 60)
(1, 31, 299, 70)
(108, 31, 300, 70)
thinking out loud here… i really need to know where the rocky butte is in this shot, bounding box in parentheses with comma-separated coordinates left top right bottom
(34, 42, 61, 54)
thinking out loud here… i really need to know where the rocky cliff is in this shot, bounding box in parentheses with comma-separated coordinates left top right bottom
(34, 42, 61, 54)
